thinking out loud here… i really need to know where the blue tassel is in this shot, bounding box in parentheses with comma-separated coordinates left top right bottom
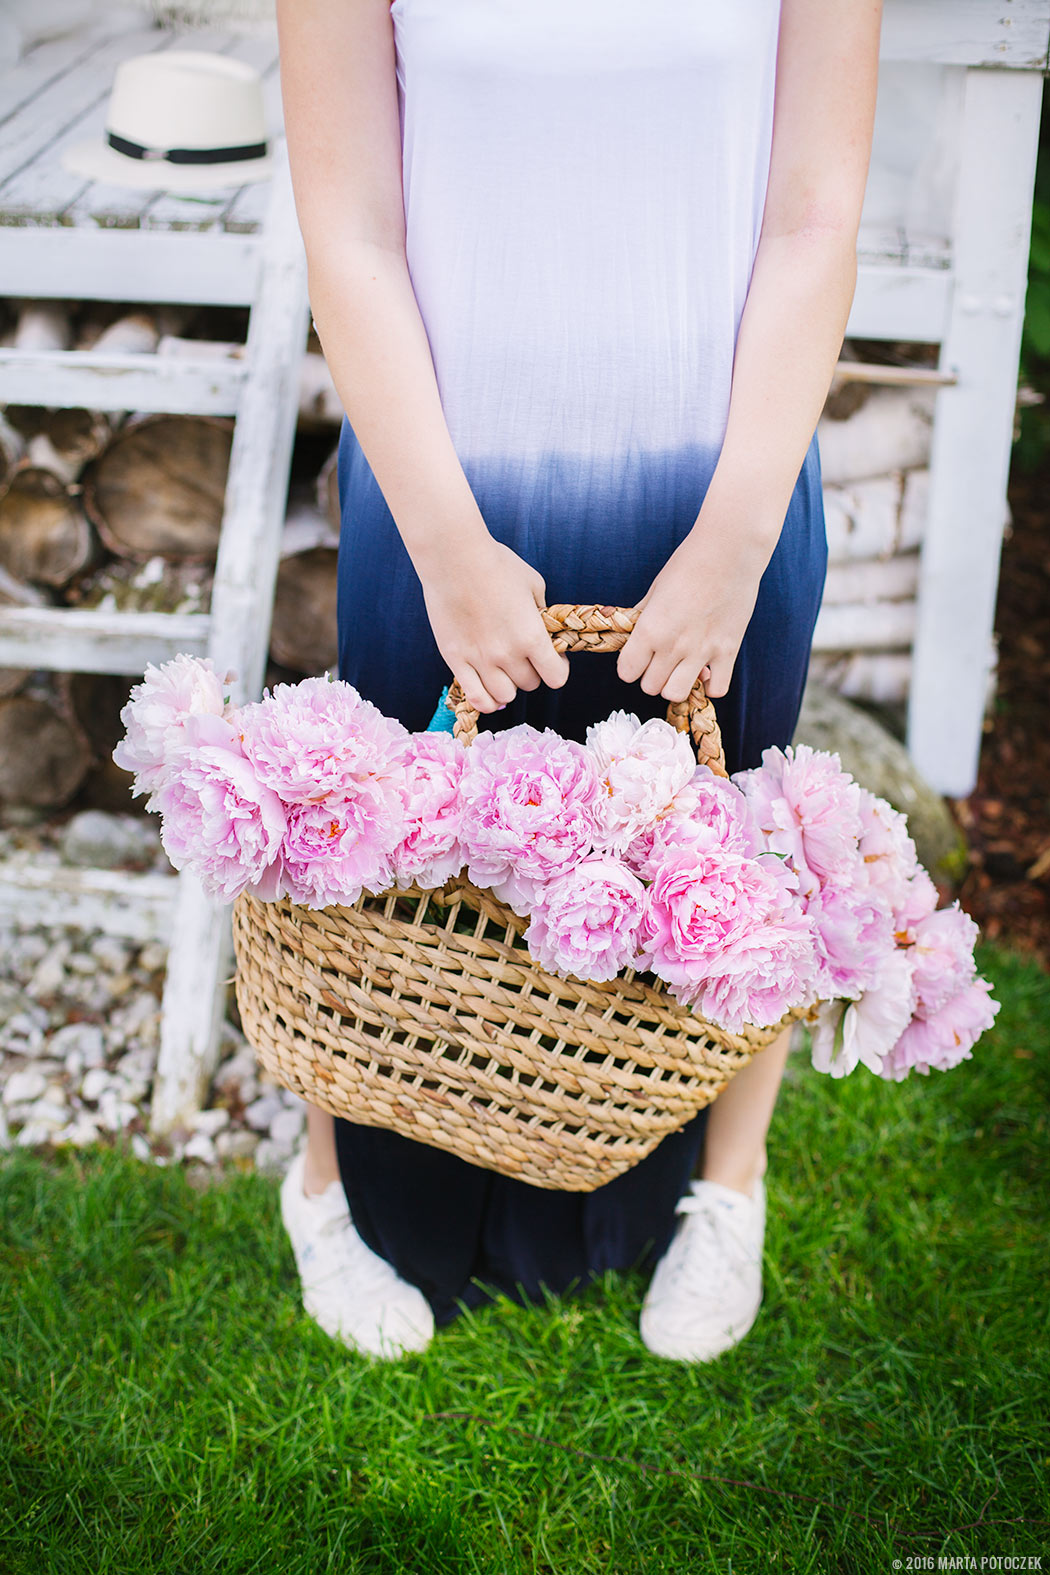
(425, 685, 456, 734)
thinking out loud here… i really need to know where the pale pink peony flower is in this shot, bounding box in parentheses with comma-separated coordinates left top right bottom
(878, 976, 1000, 1080)
(907, 901, 980, 1015)
(526, 856, 648, 982)
(586, 711, 696, 853)
(807, 882, 896, 1001)
(152, 712, 286, 902)
(733, 743, 864, 896)
(627, 763, 762, 877)
(266, 786, 405, 908)
(855, 787, 920, 900)
(459, 725, 601, 915)
(390, 731, 467, 891)
(809, 948, 918, 1078)
(891, 867, 940, 942)
(237, 675, 409, 805)
(113, 653, 231, 800)
(638, 836, 820, 1032)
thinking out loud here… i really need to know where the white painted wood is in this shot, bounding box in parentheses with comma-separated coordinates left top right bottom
(822, 553, 920, 605)
(823, 476, 909, 562)
(818, 388, 935, 485)
(813, 600, 918, 651)
(809, 651, 914, 705)
(0, 227, 263, 303)
(0, 862, 175, 942)
(849, 256, 951, 343)
(879, 0, 1050, 68)
(907, 67, 1043, 794)
(150, 137, 309, 1134)
(0, 607, 210, 672)
(0, 10, 140, 130)
(0, 346, 247, 414)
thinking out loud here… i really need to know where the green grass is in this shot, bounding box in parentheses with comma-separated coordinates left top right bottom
(2, 943, 1049, 1574)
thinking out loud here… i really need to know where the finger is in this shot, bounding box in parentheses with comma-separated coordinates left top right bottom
(662, 659, 702, 706)
(703, 656, 734, 699)
(501, 655, 543, 692)
(484, 666, 519, 707)
(528, 567, 547, 607)
(638, 653, 676, 698)
(617, 629, 656, 686)
(530, 638, 571, 690)
(458, 664, 501, 715)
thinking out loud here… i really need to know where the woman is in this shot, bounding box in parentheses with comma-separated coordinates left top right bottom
(274, 0, 882, 1361)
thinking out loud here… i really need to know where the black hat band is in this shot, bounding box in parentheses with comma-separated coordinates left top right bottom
(107, 130, 268, 166)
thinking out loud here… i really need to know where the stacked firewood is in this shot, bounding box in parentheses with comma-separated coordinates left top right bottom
(0, 297, 341, 811)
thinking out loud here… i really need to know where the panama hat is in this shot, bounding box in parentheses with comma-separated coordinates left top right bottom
(60, 50, 275, 191)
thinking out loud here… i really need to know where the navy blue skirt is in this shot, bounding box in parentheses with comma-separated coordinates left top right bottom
(332, 422, 828, 1326)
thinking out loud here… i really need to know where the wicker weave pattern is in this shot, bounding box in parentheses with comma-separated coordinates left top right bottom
(230, 604, 811, 1192)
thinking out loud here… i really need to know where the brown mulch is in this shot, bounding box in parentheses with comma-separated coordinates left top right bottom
(951, 460, 1050, 969)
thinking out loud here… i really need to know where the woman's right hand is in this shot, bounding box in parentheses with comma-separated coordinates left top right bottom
(417, 538, 570, 713)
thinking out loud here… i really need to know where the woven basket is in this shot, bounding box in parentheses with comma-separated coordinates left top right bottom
(231, 604, 816, 1192)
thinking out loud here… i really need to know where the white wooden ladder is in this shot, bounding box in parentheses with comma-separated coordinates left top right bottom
(0, 114, 309, 1133)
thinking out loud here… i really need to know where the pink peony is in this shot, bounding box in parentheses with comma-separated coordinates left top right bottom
(459, 725, 601, 915)
(733, 743, 865, 896)
(855, 787, 920, 900)
(907, 902, 980, 1015)
(113, 653, 232, 801)
(638, 834, 820, 1032)
(809, 948, 918, 1077)
(892, 867, 940, 941)
(390, 731, 467, 891)
(586, 711, 696, 853)
(807, 881, 896, 1001)
(627, 763, 762, 876)
(262, 787, 405, 908)
(526, 856, 648, 982)
(879, 977, 1000, 1081)
(152, 712, 286, 902)
(237, 675, 409, 805)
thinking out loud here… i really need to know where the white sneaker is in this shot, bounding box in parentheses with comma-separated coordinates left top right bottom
(279, 1148, 435, 1359)
(639, 1174, 766, 1362)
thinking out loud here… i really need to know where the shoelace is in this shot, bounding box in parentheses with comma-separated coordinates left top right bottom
(307, 1206, 404, 1298)
(659, 1192, 760, 1302)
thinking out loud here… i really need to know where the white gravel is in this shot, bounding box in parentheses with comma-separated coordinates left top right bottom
(0, 813, 310, 1177)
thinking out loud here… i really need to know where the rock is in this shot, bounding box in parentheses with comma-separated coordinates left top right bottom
(53, 1115, 101, 1149)
(215, 1129, 259, 1161)
(188, 1107, 229, 1137)
(245, 1092, 284, 1132)
(137, 942, 168, 974)
(269, 1106, 305, 1146)
(254, 1137, 293, 1176)
(182, 1132, 216, 1165)
(792, 681, 967, 879)
(96, 1092, 138, 1132)
(1, 1009, 46, 1058)
(59, 810, 160, 869)
(67, 951, 96, 976)
(22, 1098, 68, 1128)
(90, 936, 131, 973)
(81, 1067, 116, 1103)
(131, 1134, 152, 1162)
(2, 1066, 47, 1105)
(50, 1022, 106, 1067)
(27, 949, 70, 998)
(16, 1121, 56, 1147)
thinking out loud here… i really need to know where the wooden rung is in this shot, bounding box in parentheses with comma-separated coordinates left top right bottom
(0, 607, 210, 674)
(0, 347, 248, 416)
(0, 862, 176, 944)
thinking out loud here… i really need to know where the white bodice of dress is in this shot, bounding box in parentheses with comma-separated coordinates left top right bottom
(390, 0, 782, 465)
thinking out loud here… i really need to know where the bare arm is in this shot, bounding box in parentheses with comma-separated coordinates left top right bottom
(618, 0, 883, 702)
(275, 0, 568, 711)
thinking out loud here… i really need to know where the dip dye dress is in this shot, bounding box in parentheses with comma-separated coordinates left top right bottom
(332, 0, 827, 1326)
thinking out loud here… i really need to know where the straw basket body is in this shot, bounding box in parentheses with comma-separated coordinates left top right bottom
(230, 605, 818, 1192)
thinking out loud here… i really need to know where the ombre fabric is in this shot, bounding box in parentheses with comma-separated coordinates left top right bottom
(331, 0, 828, 1326)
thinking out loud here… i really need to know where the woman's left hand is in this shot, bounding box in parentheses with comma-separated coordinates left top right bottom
(616, 523, 775, 703)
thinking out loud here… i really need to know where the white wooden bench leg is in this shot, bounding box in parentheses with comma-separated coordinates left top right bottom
(149, 143, 310, 1134)
(149, 872, 233, 1135)
(906, 67, 1043, 797)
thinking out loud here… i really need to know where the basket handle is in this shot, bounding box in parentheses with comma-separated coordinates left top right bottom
(445, 602, 728, 778)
